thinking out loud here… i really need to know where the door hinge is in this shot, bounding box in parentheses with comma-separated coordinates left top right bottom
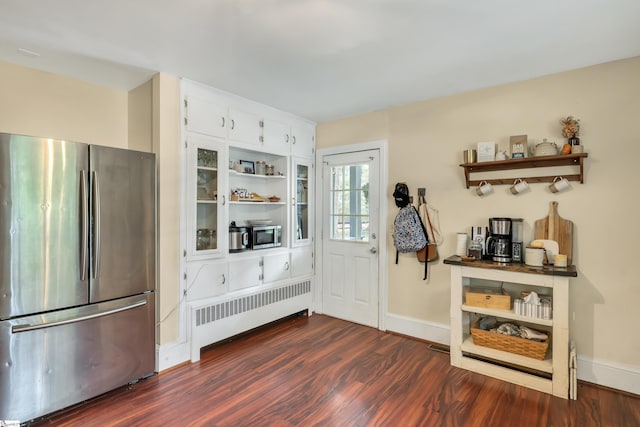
(259, 274, 264, 281)
(184, 98, 188, 108)
(259, 120, 264, 128)
(183, 250, 187, 257)
(184, 117, 188, 126)
(259, 136, 264, 142)
(184, 140, 188, 149)
(183, 273, 187, 280)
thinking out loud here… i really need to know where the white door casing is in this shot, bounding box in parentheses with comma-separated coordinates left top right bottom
(321, 149, 380, 328)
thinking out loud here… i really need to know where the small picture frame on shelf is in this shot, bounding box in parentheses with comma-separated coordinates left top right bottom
(240, 160, 255, 174)
(510, 135, 528, 159)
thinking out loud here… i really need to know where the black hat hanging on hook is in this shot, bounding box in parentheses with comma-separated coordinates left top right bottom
(393, 182, 410, 208)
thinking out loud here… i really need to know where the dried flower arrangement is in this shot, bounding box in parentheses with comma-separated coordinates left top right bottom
(560, 116, 580, 138)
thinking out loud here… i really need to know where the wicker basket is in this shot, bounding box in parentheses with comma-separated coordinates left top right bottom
(470, 319, 549, 360)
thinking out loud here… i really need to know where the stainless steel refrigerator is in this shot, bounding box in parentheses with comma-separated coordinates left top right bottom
(0, 133, 156, 423)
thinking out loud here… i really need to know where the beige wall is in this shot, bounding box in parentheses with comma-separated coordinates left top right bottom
(0, 61, 183, 348)
(0, 61, 128, 146)
(317, 56, 640, 368)
(151, 73, 182, 345)
(128, 80, 153, 152)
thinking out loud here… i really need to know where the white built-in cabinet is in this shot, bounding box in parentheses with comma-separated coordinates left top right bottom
(184, 134, 227, 260)
(185, 260, 228, 302)
(262, 118, 315, 157)
(184, 92, 262, 147)
(292, 156, 313, 248)
(181, 79, 315, 361)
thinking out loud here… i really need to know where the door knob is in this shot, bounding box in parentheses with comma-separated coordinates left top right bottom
(370, 247, 377, 254)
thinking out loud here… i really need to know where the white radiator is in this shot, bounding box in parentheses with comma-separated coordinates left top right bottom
(189, 279, 312, 362)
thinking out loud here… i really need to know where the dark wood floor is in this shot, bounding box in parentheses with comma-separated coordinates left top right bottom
(31, 314, 639, 427)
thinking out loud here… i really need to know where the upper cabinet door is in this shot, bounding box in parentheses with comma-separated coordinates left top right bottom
(291, 124, 315, 158)
(185, 95, 228, 139)
(228, 108, 262, 146)
(185, 134, 227, 260)
(292, 157, 313, 248)
(262, 118, 290, 154)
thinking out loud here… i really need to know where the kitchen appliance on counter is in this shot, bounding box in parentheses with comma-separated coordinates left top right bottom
(486, 217, 513, 263)
(0, 133, 156, 423)
(251, 224, 282, 250)
(229, 222, 251, 252)
(471, 226, 488, 257)
(511, 218, 524, 262)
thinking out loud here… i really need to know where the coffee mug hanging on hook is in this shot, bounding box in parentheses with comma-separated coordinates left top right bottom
(476, 180, 493, 196)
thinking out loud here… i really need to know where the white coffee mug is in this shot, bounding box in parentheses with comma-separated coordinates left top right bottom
(549, 176, 570, 193)
(476, 180, 493, 196)
(510, 178, 529, 195)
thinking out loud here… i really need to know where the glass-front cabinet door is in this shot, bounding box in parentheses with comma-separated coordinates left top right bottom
(186, 134, 227, 259)
(292, 157, 313, 247)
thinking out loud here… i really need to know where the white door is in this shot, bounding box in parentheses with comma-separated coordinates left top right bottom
(322, 150, 380, 327)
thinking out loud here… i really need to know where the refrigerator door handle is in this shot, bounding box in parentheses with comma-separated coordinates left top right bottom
(80, 170, 88, 281)
(92, 170, 101, 279)
(11, 299, 147, 333)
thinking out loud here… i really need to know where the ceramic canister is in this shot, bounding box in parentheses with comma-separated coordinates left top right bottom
(525, 247, 545, 267)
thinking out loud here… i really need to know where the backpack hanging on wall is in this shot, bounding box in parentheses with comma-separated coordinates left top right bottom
(392, 183, 429, 279)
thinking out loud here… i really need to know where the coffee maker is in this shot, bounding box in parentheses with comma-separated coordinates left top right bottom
(486, 217, 512, 263)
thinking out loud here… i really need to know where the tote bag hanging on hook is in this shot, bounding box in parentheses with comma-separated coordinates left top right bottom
(417, 194, 440, 262)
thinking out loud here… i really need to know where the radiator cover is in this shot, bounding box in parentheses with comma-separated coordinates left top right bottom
(190, 280, 312, 361)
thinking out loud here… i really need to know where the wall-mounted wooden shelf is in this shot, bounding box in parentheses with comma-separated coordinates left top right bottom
(459, 153, 588, 188)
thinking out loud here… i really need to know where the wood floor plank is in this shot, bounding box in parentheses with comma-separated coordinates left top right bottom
(28, 314, 639, 427)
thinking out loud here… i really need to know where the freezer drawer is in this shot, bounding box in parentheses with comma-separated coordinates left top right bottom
(0, 293, 156, 423)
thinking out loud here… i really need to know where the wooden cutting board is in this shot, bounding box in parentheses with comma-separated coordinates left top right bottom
(533, 201, 574, 264)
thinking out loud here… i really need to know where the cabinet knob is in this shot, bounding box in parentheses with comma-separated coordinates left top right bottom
(292, 136, 297, 144)
(221, 117, 225, 128)
(285, 134, 290, 143)
(285, 262, 290, 271)
(231, 119, 235, 130)
(221, 274, 226, 284)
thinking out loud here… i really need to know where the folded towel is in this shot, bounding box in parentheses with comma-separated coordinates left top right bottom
(519, 326, 548, 341)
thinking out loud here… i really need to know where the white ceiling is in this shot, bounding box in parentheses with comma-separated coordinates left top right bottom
(1, 0, 639, 122)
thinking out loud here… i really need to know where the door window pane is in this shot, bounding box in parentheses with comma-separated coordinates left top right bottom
(329, 164, 369, 242)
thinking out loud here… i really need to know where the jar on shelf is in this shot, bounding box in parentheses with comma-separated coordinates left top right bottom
(196, 229, 213, 250)
(265, 164, 275, 176)
(255, 160, 266, 175)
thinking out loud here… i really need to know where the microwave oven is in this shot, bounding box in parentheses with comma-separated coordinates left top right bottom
(251, 225, 282, 250)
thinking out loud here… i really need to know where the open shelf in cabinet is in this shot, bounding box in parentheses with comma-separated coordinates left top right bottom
(460, 153, 588, 188)
(461, 304, 553, 327)
(461, 336, 553, 373)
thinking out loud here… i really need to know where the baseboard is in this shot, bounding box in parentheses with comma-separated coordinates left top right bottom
(385, 313, 450, 345)
(385, 312, 639, 396)
(156, 341, 190, 372)
(577, 356, 640, 396)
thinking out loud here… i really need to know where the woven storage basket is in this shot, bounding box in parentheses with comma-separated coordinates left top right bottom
(470, 319, 549, 360)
